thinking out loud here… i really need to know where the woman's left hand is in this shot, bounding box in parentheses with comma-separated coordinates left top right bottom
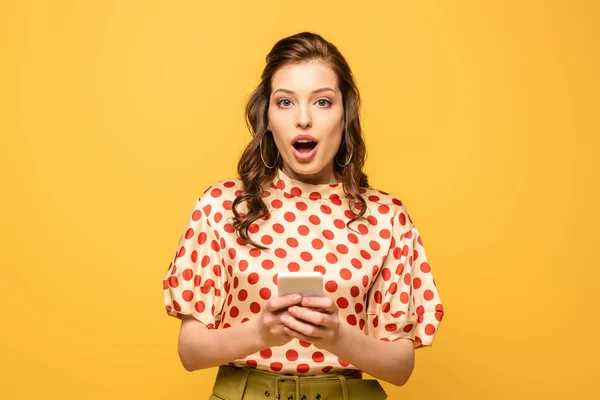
(280, 296, 343, 350)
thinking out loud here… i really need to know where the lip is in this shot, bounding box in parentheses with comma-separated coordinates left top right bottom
(292, 143, 319, 161)
(290, 134, 319, 146)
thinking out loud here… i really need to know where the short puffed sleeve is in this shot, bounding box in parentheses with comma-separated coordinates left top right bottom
(162, 193, 227, 329)
(366, 210, 445, 348)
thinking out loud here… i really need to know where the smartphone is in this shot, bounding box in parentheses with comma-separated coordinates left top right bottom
(277, 272, 324, 298)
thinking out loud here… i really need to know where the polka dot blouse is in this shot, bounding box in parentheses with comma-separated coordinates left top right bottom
(163, 167, 445, 375)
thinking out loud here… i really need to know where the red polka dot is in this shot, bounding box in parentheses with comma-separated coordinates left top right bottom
(262, 259, 274, 270)
(311, 239, 324, 249)
(260, 348, 272, 359)
(336, 297, 349, 309)
(250, 302, 261, 314)
(340, 268, 352, 280)
(322, 366, 333, 373)
(297, 364, 310, 373)
(298, 225, 310, 236)
(320, 205, 332, 214)
(326, 253, 338, 264)
(338, 358, 350, 367)
(334, 219, 345, 229)
(309, 215, 321, 225)
(425, 324, 436, 335)
(424, 289, 435, 301)
(336, 244, 348, 254)
(284, 212, 296, 222)
(286, 349, 298, 361)
(259, 288, 271, 300)
(191, 210, 201, 221)
(246, 360, 257, 368)
(248, 273, 259, 284)
(168, 276, 179, 288)
(295, 201, 307, 211)
(275, 248, 287, 258)
(249, 248, 262, 257)
(421, 262, 431, 273)
(230, 307, 239, 318)
(286, 238, 299, 247)
(182, 269, 193, 281)
(299, 340, 312, 348)
(382, 268, 391, 281)
(314, 265, 326, 275)
(195, 301, 205, 313)
(322, 230, 334, 240)
(325, 281, 338, 293)
(273, 223, 285, 233)
(288, 262, 300, 272)
(312, 352, 325, 363)
(238, 289, 248, 301)
(270, 362, 283, 372)
(347, 315, 357, 326)
(301, 252, 313, 261)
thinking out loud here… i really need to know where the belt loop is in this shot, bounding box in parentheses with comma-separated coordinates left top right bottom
(337, 375, 349, 400)
(275, 375, 300, 400)
(237, 368, 251, 400)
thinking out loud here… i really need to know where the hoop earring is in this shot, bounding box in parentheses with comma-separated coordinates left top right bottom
(260, 130, 279, 169)
(335, 132, 352, 168)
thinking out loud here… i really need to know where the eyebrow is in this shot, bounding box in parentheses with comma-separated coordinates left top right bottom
(272, 87, 336, 96)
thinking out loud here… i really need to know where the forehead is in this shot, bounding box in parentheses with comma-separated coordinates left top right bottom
(271, 61, 338, 92)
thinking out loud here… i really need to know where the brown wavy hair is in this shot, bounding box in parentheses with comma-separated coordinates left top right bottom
(231, 31, 371, 250)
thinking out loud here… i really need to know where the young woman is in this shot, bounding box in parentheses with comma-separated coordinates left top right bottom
(163, 31, 444, 400)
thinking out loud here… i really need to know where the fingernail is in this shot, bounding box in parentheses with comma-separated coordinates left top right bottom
(293, 295, 302, 302)
(289, 307, 296, 313)
(281, 316, 289, 323)
(302, 298, 309, 305)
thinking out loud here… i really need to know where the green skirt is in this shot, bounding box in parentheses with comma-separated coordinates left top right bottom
(209, 364, 388, 400)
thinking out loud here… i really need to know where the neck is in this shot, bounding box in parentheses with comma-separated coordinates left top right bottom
(281, 164, 341, 185)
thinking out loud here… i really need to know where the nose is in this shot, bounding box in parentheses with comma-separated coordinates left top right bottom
(296, 104, 312, 129)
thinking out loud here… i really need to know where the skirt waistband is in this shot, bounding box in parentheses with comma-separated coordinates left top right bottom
(211, 365, 388, 400)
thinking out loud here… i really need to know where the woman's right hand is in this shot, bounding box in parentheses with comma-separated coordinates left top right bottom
(252, 294, 303, 348)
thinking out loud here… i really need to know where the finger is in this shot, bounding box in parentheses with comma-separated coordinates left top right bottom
(283, 326, 315, 343)
(301, 297, 337, 313)
(267, 294, 303, 312)
(288, 306, 331, 327)
(281, 314, 326, 338)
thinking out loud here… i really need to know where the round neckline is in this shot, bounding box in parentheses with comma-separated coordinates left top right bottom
(270, 167, 347, 200)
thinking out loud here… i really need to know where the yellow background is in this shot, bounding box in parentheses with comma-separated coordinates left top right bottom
(2, 1, 598, 398)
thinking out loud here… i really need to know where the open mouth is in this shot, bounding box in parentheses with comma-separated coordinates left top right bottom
(293, 141, 318, 154)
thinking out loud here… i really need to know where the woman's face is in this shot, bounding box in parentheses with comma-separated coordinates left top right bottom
(267, 61, 344, 184)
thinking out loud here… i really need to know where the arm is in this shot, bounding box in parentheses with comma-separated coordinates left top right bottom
(177, 294, 303, 371)
(327, 323, 415, 386)
(282, 300, 415, 386)
(178, 316, 263, 371)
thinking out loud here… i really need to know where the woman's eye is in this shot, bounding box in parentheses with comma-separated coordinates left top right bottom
(276, 99, 331, 107)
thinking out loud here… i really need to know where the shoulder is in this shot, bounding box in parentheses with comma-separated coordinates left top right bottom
(197, 176, 244, 207)
(360, 185, 415, 229)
